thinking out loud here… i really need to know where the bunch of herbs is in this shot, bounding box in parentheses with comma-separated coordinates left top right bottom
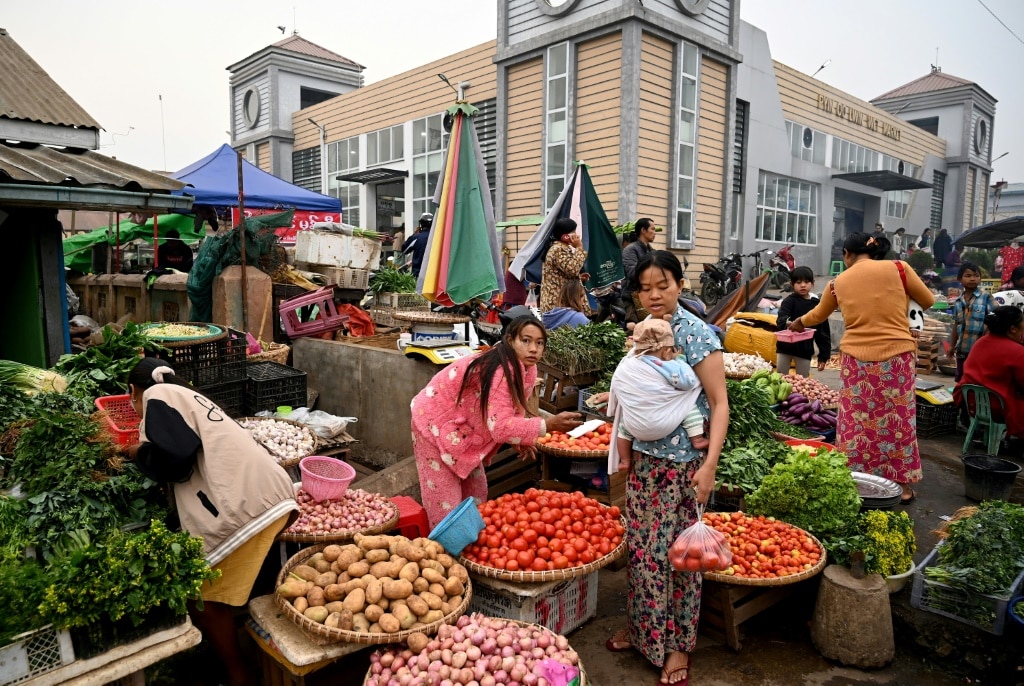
(39, 520, 220, 630)
(926, 500, 1024, 596)
(828, 510, 916, 576)
(715, 437, 789, 494)
(52, 322, 168, 402)
(543, 321, 626, 377)
(0, 557, 49, 643)
(369, 265, 418, 296)
(724, 380, 795, 449)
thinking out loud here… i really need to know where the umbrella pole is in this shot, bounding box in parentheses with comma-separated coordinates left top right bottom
(237, 151, 248, 333)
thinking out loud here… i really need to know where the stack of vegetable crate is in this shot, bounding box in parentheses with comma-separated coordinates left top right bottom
(163, 326, 247, 417)
(916, 339, 939, 374)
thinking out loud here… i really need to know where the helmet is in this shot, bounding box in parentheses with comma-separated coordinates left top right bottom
(418, 213, 434, 228)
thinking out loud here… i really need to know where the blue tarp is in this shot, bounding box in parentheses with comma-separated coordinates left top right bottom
(173, 144, 341, 212)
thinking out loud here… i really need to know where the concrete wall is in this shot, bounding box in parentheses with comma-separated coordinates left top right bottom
(292, 337, 437, 457)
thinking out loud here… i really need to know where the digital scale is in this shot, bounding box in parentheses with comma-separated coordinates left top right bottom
(402, 338, 476, 364)
(915, 378, 955, 405)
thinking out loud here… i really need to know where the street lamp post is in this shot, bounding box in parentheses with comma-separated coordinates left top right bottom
(309, 118, 327, 194)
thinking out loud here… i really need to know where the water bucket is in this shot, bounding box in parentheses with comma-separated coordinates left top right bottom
(962, 454, 1021, 502)
(428, 497, 485, 556)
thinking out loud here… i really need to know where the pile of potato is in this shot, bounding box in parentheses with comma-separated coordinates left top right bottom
(277, 532, 469, 637)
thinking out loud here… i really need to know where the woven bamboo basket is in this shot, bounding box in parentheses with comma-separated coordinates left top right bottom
(391, 310, 470, 325)
(361, 618, 588, 686)
(459, 539, 626, 583)
(237, 416, 319, 468)
(702, 531, 826, 587)
(248, 342, 290, 365)
(274, 544, 471, 645)
(277, 496, 400, 543)
(724, 371, 754, 380)
(141, 322, 225, 346)
(536, 443, 609, 459)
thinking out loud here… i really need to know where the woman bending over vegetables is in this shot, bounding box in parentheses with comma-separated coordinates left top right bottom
(125, 358, 297, 686)
(605, 250, 728, 686)
(411, 316, 582, 527)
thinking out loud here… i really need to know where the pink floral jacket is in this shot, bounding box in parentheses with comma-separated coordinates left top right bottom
(411, 355, 544, 479)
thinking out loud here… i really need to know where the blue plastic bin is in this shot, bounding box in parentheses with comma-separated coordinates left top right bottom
(428, 497, 485, 556)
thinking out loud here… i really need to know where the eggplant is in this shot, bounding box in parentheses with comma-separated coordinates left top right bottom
(810, 400, 822, 413)
(787, 402, 810, 416)
(801, 411, 814, 422)
(787, 393, 808, 404)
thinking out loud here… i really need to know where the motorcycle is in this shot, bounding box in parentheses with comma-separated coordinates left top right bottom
(699, 252, 743, 306)
(768, 244, 796, 291)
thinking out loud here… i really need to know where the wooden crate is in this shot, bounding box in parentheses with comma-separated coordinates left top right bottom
(917, 338, 939, 373)
(486, 446, 539, 499)
(539, 453, 623, 508)
(699, 579, 801, 651)
(536, 363, 599, 414)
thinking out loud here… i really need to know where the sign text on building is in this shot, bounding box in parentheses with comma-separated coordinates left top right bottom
(816, 94, 901, 141)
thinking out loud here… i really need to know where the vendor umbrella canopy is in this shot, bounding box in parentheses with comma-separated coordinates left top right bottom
(507, 162, 623, 293)
(954, 215, 1024, 249)
(417, 102, 504, 306)
(62, 213, 205, 273)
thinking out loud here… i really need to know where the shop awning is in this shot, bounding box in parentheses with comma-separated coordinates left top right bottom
(954, 216, 1024, 249)
(336, 168, 408, 184)
(831, 170, 932, 191)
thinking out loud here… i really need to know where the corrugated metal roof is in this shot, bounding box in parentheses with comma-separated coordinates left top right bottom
(271, 34, 364, 70)
(874, 70, 975, 101)
(0, 142, 184, 192)
(0, 27, 102, 129)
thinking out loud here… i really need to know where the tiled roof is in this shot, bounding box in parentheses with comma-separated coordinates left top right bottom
(272, 34, 364, 70)
(0, 27, 102, 129)
(873, 70, 975, 101)
(0, 141, 184, 191)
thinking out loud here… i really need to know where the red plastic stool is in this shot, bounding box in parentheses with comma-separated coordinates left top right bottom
(390, 496, 431, 539)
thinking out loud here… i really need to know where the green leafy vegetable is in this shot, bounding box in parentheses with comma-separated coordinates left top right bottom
(369, 265, 418, 295)
(714, 437, 788, 494)
(543, 321, 626, 379)
(745, 447, 861, 539)
(53, 321, 169, 402)
(828, 510, 916, 576)
(0, 557, 49, 644)
(925, 501, 1024, 596)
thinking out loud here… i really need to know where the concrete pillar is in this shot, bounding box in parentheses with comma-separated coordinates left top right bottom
(811, 564, 895, 668)
(212, 265, 273, 336)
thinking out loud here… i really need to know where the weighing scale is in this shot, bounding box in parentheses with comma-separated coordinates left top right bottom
(915, 378, 955, 405)
(402, 338, 476, 364)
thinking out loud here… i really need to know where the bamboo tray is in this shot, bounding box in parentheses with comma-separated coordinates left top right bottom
(141, 322, 225, 346)
(247, 342, 290, 365)
(237, 416, 319, 468)
(362, 618, 588, 685)
(274, 544, 472, 645)
(460, 539, 626, 583)
(278, 495, 400, 544)
(702, 531, 826, 587)
(390, 310, 470, 325)
(536, 443, 609, 459)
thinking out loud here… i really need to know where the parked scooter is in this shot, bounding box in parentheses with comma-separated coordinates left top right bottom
(699, 253, 743, 306)
(768, 244, 796, 291)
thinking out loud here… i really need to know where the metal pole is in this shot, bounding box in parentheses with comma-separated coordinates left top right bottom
(237, 151, 248, 332)
(153, 214, 159, 269)
(114, 212, 121, 273)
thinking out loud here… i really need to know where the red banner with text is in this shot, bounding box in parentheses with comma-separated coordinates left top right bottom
(231, 208, 343, 243)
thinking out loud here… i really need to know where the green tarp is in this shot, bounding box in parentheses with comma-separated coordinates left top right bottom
(62, 214, 207, 273)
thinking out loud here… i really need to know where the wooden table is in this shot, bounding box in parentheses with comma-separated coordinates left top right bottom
(246, 595, 370, 685)
(21, 619, 200, 685)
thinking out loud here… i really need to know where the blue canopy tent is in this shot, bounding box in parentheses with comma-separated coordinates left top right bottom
(172, 144, 341, 211)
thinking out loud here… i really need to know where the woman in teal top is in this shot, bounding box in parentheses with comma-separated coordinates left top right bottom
(605, 250, 728, 686)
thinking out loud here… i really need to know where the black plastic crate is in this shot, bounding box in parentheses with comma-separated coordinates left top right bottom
(166, 328, 247, 387)
(244, 361, 307, 415)
(202, 379, 245, 418)
(917, 400, 957, 438)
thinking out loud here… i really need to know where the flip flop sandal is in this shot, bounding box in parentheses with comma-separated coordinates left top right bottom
(659, 654, 690, 686)
(900, 489, 916, 503)
(605, 629, 632, 652)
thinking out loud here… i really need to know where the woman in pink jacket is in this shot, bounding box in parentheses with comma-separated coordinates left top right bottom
(412, 316, 582, 526)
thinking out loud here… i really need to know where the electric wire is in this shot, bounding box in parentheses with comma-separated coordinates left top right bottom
(976, 0, 1024, 47)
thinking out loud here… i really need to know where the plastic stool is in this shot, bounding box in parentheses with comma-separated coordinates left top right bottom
(391, 495, 430, 539)
(279, 286, 349, 338)
(829, 261, 845, 277)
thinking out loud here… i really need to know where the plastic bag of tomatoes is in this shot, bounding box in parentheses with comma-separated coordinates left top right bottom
(668, 505, 733, 573)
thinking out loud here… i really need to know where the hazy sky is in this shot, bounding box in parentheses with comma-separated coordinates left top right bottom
(5, 0, 1023, 181)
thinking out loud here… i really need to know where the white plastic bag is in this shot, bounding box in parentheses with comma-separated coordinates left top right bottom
(284, 407, 357, 439)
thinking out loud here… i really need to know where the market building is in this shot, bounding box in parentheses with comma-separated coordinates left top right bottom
(228, 0, 999, 276)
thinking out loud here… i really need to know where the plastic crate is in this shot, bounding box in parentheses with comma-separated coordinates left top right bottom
(916, 400, 957, 438)
(378, 292, 429, 310)
(94, 394, 140, 446)
(162, 325, 246, 387)
(910, 542, 1024, 636)
(202, 379, 245, 418)
(279, 286, 350, 338)
(468, 571, 598, 636)
(309, 265, 370, 290)
(245, 361, 307, 415)
(0, 625, 75, 685)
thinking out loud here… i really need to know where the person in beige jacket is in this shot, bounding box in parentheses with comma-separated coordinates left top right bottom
(126, 357, 296, 686)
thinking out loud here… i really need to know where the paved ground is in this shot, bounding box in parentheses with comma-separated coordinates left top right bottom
(150, 367, 1024, 686)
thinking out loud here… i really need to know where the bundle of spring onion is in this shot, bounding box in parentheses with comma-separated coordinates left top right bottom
(352, 228, 381, 240)
(0, 360, 68, 394)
